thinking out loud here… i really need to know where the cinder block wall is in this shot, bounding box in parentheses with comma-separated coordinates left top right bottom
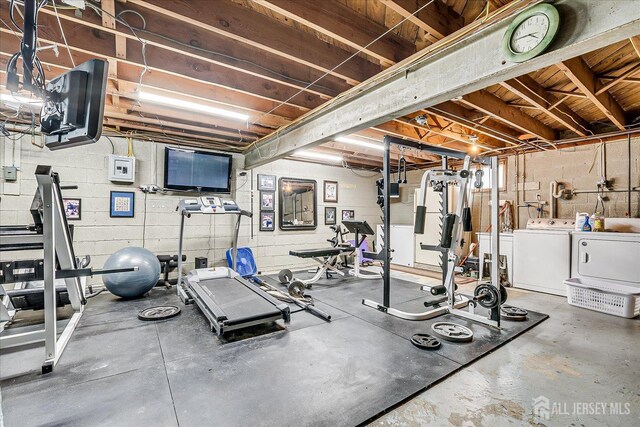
(389, 137, 639, 233)
(0, 135, 380, 286)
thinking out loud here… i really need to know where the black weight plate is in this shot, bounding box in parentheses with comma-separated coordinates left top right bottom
(278, 269, 293, 284)
(500, 284, 508, 305)
(288, 280, 306, 299)
(500, 305, 528, 321)
(411, 334, 441, 350)
(138, 305, 181, 321)
(431, 322, 474, 342)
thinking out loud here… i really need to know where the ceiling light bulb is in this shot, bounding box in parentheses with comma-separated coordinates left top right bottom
(139, 92, 249, 121)
(293, 150, 343, 162)
(335, 137, 384, 151)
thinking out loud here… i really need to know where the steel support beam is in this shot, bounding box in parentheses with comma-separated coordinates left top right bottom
(244, 0, 640, 169)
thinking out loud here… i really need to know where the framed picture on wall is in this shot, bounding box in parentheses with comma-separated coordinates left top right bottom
(323, 180, 338, 203)
(260, 211, 275, 231)
(62, 198, 81, 220)
(110, 191, 135, 218)
(258, 174, 276, 191)
(260, 191, 275, 211)
(324, 207, 336, 225)
(342, 209, 355, 221)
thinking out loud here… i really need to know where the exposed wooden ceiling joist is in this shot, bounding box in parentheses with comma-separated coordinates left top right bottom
(500, 75, 591, 136)
(379, 0, 465, 40)
(254, 0, 416, 66)
(459, 90, 558, 141)
(426, 101, 522, 146)
(127, 0, 382, 85)
(557, 56, 628, 131)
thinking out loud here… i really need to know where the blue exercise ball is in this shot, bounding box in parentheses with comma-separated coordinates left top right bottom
(103, 247, 160, 298)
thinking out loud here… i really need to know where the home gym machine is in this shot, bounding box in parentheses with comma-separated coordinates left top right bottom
(176, 197, 290, 335)
(362, 135, 504, 329)
(0, 166, 135, 373)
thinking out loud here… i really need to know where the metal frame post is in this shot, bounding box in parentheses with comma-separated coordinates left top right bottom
(382, 136, 391, 307)
(490, 156, 501, 325)
(41, 177, 57, 368)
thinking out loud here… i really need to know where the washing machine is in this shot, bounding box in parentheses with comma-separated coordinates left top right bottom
(571, 231, 640, 288)
(513, 218, 575, 296)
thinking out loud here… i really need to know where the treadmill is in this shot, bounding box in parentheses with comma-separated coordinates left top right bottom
(176, 197, 290, 335)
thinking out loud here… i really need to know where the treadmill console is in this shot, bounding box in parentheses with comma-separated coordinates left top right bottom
(178, 197, 242, 214)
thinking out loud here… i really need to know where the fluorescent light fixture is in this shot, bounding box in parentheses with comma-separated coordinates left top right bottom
(335, 136, 384, 151)
(139, 92, 249, 121)
(294, 150, 343, 163)
(0, 94, 43, 107)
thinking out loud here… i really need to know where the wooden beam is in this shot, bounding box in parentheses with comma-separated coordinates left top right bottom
(0, 16, 328, 111)
(595, 62, 640, 94)
(379, 0, 465, 40)
(31, 6, 348, 100)
(255, 0, 415, 66)
(501, 75, 591, 136)
(128, 0, 382, 85)
(396, 113, 507, 149)
(558, 56, 627, 130)
(459, 90, 558, 141)
(0, 51, 298, 129)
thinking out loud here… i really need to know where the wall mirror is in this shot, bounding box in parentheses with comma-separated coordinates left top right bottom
(279, 178, 317, 230)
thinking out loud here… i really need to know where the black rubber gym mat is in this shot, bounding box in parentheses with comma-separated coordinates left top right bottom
(0, 275, 547, 427)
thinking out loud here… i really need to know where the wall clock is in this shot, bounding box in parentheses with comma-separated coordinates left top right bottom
(502, 3, 560, 63)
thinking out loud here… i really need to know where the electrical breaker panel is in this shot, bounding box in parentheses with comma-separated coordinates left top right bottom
(108, 155, 135, 183)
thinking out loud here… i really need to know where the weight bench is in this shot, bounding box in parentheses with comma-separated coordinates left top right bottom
(282, 246, 355, 287)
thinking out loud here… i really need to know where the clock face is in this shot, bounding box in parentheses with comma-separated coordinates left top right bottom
(509, 14, 550, 53)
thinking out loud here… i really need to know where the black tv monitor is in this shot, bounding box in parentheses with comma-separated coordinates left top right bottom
(164, 147, 232, 193)
(40, 59, 108, 150)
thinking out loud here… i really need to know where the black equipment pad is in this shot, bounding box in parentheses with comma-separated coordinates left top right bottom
(289, 247, 353, 258)
(342, 219, 375, 235)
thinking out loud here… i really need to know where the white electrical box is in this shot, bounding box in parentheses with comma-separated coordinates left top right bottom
(108, 155, 136, 183)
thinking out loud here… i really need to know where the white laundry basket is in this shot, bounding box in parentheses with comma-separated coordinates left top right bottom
(564, 278, 640, 318)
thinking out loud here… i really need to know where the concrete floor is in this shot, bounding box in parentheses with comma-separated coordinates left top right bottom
(371, 271, 640, 427)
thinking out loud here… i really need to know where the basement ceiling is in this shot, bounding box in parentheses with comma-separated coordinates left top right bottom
(0, 0, 639, 169)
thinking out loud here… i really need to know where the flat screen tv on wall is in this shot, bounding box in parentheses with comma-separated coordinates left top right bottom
(164, 147, 232, 193)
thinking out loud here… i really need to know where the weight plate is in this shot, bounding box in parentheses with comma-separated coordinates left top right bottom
(431, 322, 473, 343)
(474, 284, 499, 309)
(500, 284, 508, 305)
(500, 305, 528, 321)
(288, 280, 306, 299)
(278, 269, 293, 284)
(138, 305, 181, 321)
(411, 333, 441, 350)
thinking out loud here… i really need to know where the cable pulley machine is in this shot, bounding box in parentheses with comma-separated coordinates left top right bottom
(362, 135, 504, 329)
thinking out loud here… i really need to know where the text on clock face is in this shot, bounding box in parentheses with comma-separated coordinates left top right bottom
(510, 13, 550, 53)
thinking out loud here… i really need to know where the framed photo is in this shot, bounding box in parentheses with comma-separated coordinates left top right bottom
(110, 191, 135, 218)
(62, 198, 81, 221)
(323, 180, 338, 203)
(260, 211, 275, 231)
(260, 191, 275, 211)
(342, 209, 355, 221)
(324, 207, 336, 225)
(258, 174, 276, 191)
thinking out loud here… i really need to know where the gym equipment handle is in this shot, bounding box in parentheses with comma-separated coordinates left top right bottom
(304, 303, 332, 322)
(414, 205, 427, 234)
(440, 214, 457, 248)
